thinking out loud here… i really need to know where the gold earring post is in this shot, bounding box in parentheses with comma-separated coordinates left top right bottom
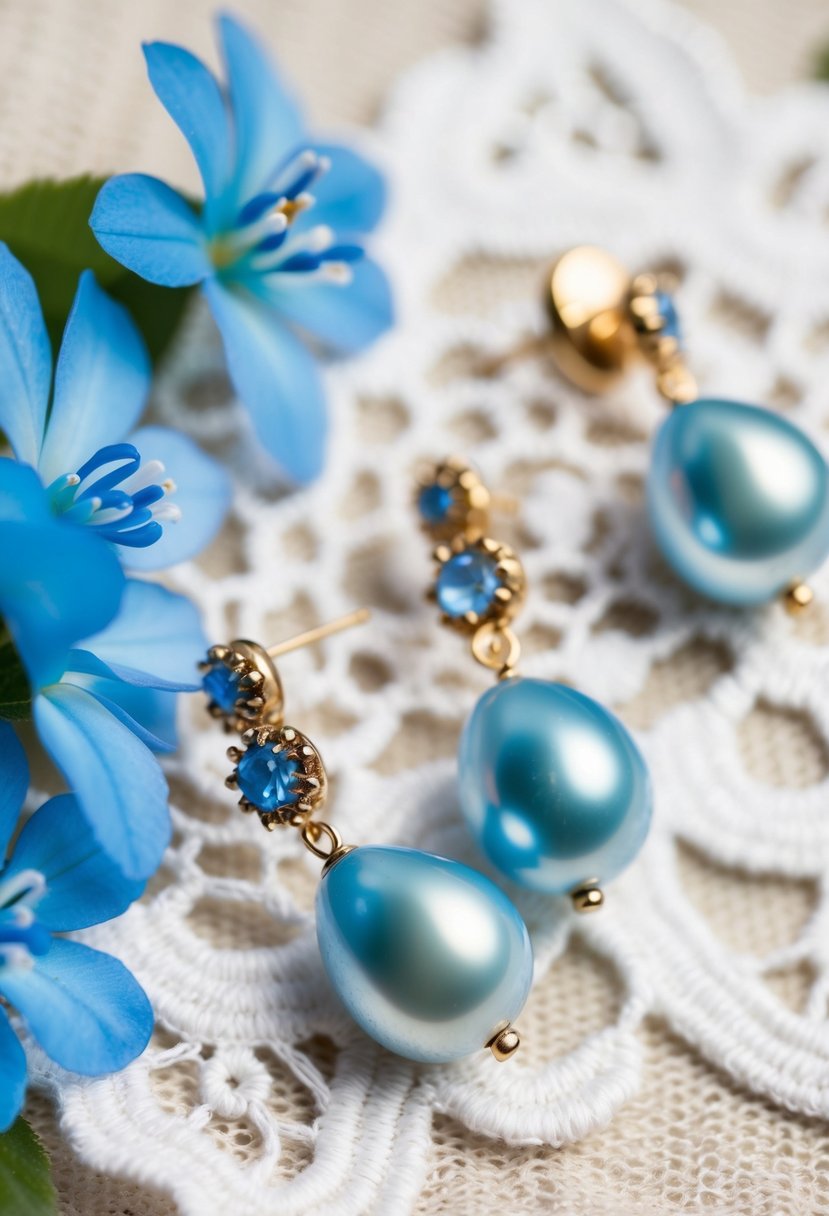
(266, 608, 371, 658)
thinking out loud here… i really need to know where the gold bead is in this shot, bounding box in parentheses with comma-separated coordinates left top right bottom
(784, 581, 813, 615)
(571, 882, 604, 912)
(486, 1024, 521, 1062)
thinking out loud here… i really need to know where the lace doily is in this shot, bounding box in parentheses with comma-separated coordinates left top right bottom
(23, 0, 829, 1211)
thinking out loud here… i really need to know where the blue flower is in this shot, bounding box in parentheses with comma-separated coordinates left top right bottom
(0, 243, 231, 573)
(0, 460, 206, 880)
(0, 724, 152, 1131)
(90, 13, 393, 484)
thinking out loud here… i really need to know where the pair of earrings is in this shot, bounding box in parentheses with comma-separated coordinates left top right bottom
(198, 612, 532, 1066)
(195, 452, 653, 1069)
(489, 245, 829, 612)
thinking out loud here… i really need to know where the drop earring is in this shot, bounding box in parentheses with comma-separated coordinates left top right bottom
(415, 459, 652, 910)
(199, 611, 533, 1064)
(489, 245, 829, 611)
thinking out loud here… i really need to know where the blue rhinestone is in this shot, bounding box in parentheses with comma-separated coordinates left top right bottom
(654, 291, 681, 343)
(418, 483, 454, 525)
(237, 743, 300, 812)
(436, 550, 500, 618)
(202, 662, 240, 713)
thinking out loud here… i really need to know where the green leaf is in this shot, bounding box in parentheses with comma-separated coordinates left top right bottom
(0, 175, 195, 365)
(816, 41, 829, 82)
(0, 1118, 57, 1216)
(0, 632, 31, 722)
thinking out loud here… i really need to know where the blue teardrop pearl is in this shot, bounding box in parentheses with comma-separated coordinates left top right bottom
(459, 679, 651, 894)
(316, 846, 533, 1063)
(647, 398, 829, 604)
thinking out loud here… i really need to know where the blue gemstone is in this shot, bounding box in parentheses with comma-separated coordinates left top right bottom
(237, 743, 300, 812)
(654, 290, 681, 343)
(202, 662, 240, 713)
(316, 846, 533, 1062)
(436, 550, 500, 617)
(459, 678, 652, 894)
(647, 398, 829, 604)
(418, 483, 453, 525)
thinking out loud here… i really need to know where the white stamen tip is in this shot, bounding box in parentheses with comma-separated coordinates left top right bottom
(307, 225, 334, 253)
(324, 262, 353, 285)
(154, 504, 182, 525)
(161, 478, 176, 496)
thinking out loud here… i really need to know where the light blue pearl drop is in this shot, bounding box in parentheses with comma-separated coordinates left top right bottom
(647, 398, 829, 604)
(316, 846, 533, 1063)
(459, 679, 651, 894)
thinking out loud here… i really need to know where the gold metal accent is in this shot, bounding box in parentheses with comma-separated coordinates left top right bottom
(199, 640, 284, 734)
(432, 534, 526, 634)
(627, 272, 697, 407)
(479, 245, 699, 410)
(471, 621, 521, 679)
(571, 882, 604, 912)
(415, 456, 493, 541)
(545, 246, 638, 392)
(231, 724, 328, 829)
(784, 581, 814, 615)
(201, 610, 370, 731)
(486, 1024, 521, 1061)
(266, 608, 371, 657)
(301, 820, 357, 874)
(225, 724, 357, 875)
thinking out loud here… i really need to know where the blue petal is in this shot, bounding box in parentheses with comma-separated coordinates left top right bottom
(3, 793, 144, 931)
(0, 937, 152, 1075)
(205, 280, 326, 483)
(86, 682, 179, 753)
(118, 426, 231, 572)
(217, 13, 305, 204)
(37, 272, 150, 484)
(0, 244, 51, 467)
(79, 578, 207, 688)
(0, 724, 27, 860)
(62, 678, 177, 754)
(34, 684, 170, 882)
(64, 650, 194, 695)
(270, 257, 393, 356)
(0, 1010, 26, 1131)
(143, 40, 231, 205)
(0, 458, 49, 524)
(303, 143, 387, 236)
(90, 175, 209, 288)
(0, 462, 125, 689)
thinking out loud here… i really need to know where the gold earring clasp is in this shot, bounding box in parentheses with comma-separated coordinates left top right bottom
(545, 245, 638, 392)
(200, 608, 370, 732)
(546, 246, 698, 406)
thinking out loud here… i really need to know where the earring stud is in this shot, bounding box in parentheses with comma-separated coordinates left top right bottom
(199, 608, 371, 731)
(415, 455, 518, 542)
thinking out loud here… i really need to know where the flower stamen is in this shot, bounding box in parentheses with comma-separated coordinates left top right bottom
(47, 442, 181, 549)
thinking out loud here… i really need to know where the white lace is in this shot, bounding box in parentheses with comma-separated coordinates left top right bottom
(28, 0, 829, 1210)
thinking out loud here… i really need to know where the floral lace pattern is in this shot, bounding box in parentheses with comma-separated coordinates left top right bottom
(29, 0, 829, 1210)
